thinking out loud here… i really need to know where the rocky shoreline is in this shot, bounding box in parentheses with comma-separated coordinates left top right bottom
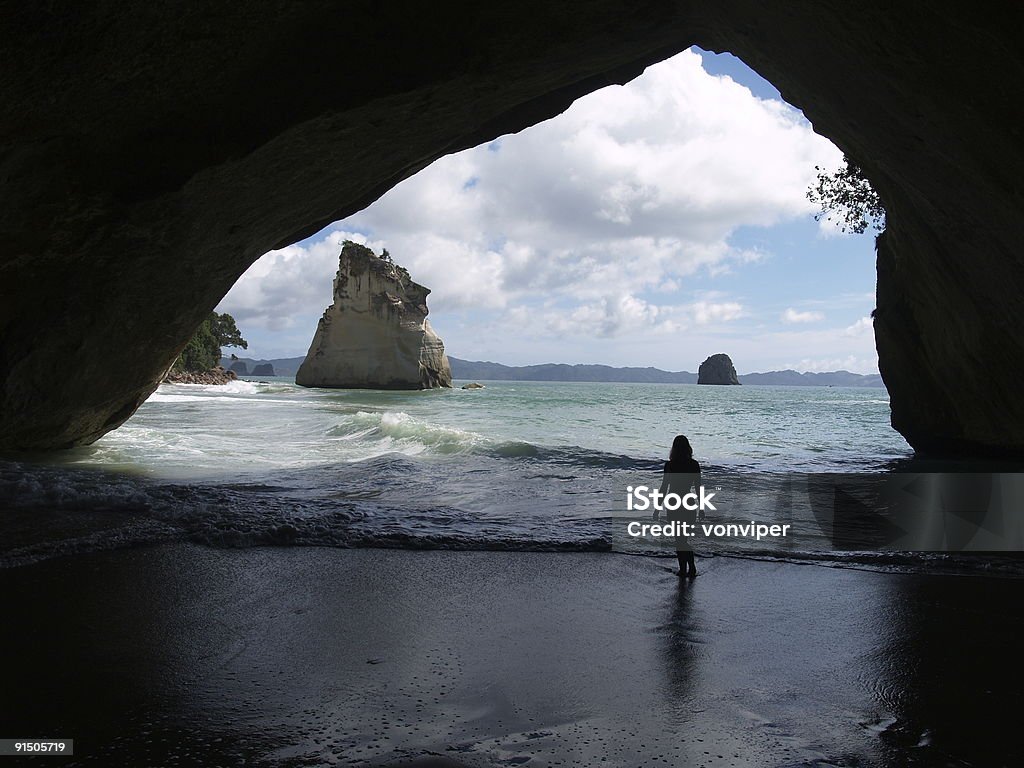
(162, 365, 238, 385)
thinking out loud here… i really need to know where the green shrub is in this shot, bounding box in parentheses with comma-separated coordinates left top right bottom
(174, 312, 248, 372)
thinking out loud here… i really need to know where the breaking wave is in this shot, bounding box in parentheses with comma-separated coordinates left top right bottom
(328, 410, 485, 455)
(1, 378, 940, 570)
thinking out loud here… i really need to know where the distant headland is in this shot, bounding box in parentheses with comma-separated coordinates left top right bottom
(220, 355, 884, 388)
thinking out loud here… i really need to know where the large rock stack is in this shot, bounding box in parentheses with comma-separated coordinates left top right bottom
(697, 354, 740, 385)
(296, 242, 452, 390)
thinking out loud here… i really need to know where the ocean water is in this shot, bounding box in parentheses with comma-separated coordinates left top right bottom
(6, 377, 966, 570)
(44, 377, 908, 474)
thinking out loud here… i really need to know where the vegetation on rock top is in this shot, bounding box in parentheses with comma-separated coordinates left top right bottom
(174, 312, 248, 373)
(808, 155, 886, 234)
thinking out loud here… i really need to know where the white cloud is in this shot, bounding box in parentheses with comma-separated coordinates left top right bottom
(693, 301, 744, 325)
(790, 355, 876, 374)
(766, 324, 878, 374)
(493, 293, 748, 341)
(844, 316, 873, 336)
(220, 48, 847, 364)
(336, 49, 839, 311)
(512, 294, 686, 339)
(781, 307, 825, 324)
(218, 230, 382, 332)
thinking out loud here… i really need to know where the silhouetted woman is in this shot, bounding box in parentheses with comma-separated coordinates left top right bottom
(658, 434, 701, 578)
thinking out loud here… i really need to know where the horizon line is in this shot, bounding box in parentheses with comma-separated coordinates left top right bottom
(222, 351, 880, 378)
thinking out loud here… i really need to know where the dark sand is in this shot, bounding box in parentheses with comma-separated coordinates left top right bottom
(2, 545, 1023, 767)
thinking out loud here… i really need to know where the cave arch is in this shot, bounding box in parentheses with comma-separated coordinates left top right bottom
(2, 2, 1022, 455)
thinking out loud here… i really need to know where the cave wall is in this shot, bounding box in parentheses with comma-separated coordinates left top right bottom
(1, 1, 1022, 454)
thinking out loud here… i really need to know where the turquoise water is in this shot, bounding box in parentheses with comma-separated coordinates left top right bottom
(65, 378, 908, 477)
(1, 378, 919, 566)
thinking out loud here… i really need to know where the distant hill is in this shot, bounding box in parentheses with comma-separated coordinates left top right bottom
(221, 355, 884, 388)
(220, 355, 305, 376)
(449, 358, 697, 383)
(739, 369, 885, 387)
(448, 357, 884, 388)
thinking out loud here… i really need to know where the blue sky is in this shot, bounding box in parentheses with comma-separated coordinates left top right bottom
(219, 48, 879, 374)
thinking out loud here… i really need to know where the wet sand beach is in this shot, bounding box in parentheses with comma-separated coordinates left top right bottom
(2, 545, 1022, 766)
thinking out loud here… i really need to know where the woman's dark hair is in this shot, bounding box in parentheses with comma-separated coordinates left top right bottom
(669, 434, 693, 463)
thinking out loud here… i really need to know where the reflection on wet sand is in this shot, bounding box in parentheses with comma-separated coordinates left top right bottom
(1, 545, 1022, 766)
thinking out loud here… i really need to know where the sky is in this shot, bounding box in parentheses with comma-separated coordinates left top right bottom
(218, 47, 880, 374)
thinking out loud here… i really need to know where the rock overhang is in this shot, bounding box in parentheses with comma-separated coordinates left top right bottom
(1, 3, 1022, 455)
